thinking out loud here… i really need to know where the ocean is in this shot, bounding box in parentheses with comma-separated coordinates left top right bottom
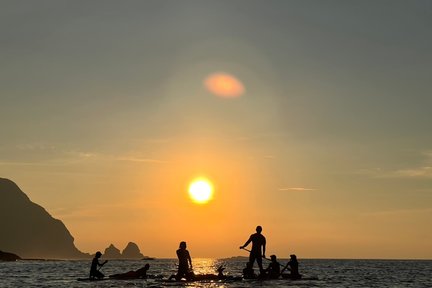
(0, 258, 431, 287)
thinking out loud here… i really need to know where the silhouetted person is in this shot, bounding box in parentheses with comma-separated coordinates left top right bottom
(265, 255, 281, 279)
(242, 262, 256, 279)
(240, 225, 266, 274)
(89, 251, 107, 279)
(109, 263, 150, 279)
(170, 241, 193, 281)
(281, 254, 301, 279)
(216, 265, 225, 279)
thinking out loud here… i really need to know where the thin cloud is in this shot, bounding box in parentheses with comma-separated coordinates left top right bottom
(359, 150, 432, 179)
(278, 187, 316, 191)
(393, 167, 432, 178)
(116, 157, 169, 164)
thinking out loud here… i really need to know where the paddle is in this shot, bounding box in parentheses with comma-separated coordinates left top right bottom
(98, 260, 108, 271)
(240, 247, 286, 268)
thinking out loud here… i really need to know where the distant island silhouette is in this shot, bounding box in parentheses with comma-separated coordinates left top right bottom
(0, 178, 89, 259)
(103, 242, 153, 259)
(0, 250, 21, 261)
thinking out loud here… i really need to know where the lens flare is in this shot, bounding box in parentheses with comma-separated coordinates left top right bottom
(204, 73, 245, 98)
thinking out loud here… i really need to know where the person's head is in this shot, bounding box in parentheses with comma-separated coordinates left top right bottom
(95, 251, 102, 258)
(256, 226, 262, 233)
(270, 255, 277, 261)
(179, 241, 187, 249)
(290, 254, 297, 260)
(144, 263, 150, 270)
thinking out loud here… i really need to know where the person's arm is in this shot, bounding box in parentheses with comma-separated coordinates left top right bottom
(187, 251, 192, 268)
(240, 236, 252, 249)
(262, 237, 266, 258)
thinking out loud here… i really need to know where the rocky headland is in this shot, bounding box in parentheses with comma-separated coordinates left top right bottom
(0, 178, 89, 259)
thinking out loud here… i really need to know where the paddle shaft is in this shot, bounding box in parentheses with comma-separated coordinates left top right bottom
(240, 247, 286, 268)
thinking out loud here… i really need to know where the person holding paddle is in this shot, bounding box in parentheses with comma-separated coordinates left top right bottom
(240, 225, 266, 275)
(89, 251, 108, 280)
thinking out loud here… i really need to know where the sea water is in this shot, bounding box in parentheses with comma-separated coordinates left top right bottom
(0, 258, 431, 287)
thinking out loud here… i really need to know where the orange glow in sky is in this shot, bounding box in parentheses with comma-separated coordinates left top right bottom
(204, 73, 245, 98)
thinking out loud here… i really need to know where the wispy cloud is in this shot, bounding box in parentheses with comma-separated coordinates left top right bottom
(358, 150, 432, 179)
(278, 187, 316, 191)
(393, 167, 432, 178)
(116, 157, 169, 164)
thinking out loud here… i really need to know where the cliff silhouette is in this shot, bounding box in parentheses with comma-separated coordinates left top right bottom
(0, 250, 21, 261)
(0, 178, 89, 259)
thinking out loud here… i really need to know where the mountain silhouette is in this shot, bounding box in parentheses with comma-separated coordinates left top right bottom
(103, 244, 122, 259)
(0, 250, 21, 261)
(102, 242, 145, 259)
(122, 242, 144, 259)
(0, 178, 89, 259)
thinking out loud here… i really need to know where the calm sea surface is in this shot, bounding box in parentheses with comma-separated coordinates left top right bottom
(0, 258, 431, 287)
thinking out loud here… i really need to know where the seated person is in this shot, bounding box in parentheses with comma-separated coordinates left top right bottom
(281, 254, 302, 279)
(265, 255, 281, 279)
(89, 251, 108, 279)
(242, 262, 257, 279)
(109, 263, 150, 279)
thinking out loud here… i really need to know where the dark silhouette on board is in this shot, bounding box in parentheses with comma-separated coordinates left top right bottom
(281, 254, 302, 279)
(169, 241, 193, 281)
(89, 251, 108, 280)
(0, 178, 88, 259)
(264, 254, 281, 279)
(109, 263, 150, 279)
(242, 262, 257, 279)
(0, 250, 21, 261)
(240, 225, 266, 274)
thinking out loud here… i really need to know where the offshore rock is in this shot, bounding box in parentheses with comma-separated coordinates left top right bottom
(103, 244, 122, 259)
(122, 242, 144, 259)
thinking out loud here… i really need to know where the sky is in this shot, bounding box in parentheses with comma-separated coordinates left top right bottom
(1, 0, 431, 259)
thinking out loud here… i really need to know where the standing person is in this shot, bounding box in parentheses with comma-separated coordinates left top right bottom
(173, 241, 193, 281)
(239, 225, 266, 274)
(89, 251, 108, 280)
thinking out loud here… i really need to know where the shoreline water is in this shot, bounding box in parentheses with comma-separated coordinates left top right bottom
(1, 258, 431, 287)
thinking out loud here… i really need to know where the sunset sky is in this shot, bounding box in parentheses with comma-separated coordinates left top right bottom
(1, 1, 431, 259)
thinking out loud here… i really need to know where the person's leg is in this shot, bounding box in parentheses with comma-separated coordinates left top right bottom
(256, 256, 264, 274)
(249, 254, 256, 267)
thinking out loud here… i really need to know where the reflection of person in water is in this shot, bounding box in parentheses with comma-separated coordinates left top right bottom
(109, 263, 150, 279)
(89, 251, 108, 279)
(281, 254, 302, 279)
(240, 225, 266, 274)
(265, 255, 281, 279)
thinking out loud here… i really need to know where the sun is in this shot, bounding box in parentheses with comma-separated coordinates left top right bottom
(188, 179, 214, 204)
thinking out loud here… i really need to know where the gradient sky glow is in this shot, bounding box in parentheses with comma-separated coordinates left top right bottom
(1, 0, 431, 259)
